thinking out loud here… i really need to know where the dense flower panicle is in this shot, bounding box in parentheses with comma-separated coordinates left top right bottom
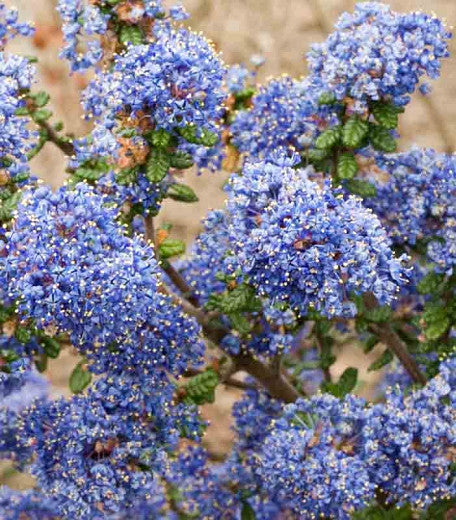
(0, 52, 36, 179)
(231, 76, 323, 159)
(4, 183, 204, 377)
(0, 487, 60, 520)
(57, 0, 189, 71)
(363, 357, 456, 509)
(178, 210, 230, 305)
(20, 374, 201, 519)
(82, 24, 225, 135)
(0, 367, 49, 464)
(0, 4, 33, 47)
(257, 394, 374, 519)
(225, 155, 407, 318)
(367, 148, 456, 273)
(308, 2, 451, 113)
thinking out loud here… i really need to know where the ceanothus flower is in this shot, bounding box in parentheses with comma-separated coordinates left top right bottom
(363, 356, 456, 509)
(231, 76, 323, 159)
(4, 183, 204, 378)
(0, 52, 36, 181)
(82, 23, 225, 136)
(0, 4, 33, 47)
(257, 394, 374, 519)
(367, 148, 456, 274)
(0, 487, 59, 520)
(308, 2, 451, 113)
(20, 373, 201, 519)
(225, 153, 408, 318)
(57, 0, 189, 72)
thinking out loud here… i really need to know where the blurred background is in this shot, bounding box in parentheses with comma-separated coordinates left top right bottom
(2, 0, 456, 481)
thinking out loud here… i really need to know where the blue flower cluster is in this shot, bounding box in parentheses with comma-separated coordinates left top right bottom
(0, 51, 36, 181)
(82, 22, 225, 137)
(1, 363, 48, 465)
(57, 0, 189, 72)
(225, 154, 407, 318)
(308, 2, 451, 113)
(231, 76, 322, 159)
(367, 148, 456, 273)
(0, 487, 59, 520)
(20, 373, 201, 519)
(4, 184, 204, 378)
(255, 357, 456, 517)
(0, 4, 33, 47)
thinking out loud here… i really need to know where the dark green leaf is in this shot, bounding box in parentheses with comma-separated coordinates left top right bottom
(158, 238, 186, 259)
(145, 149, 170, 183)
(315, 126, 342, 150)
(337, 153, 358, 180)
(69, 361, 92, 394)
(229, 313, 252, 336)
(318, 92, 336, 106)
(364, 305, 392, 323)
(41, 337, 61, 359)
(169, 151, 194, 170)
(369, 125, 397, 153)
(241, 502, 257, 520)
(149, 129, 172, 148)
(31, 91, 50, 108)
(32, 109, 52, 123)
(322, 367, 358, 398)
(417, 272, 446, 295)
(342, 117, 369, 148)
(167, 183, 198, 203)
(118, 25, 144, 45)
(344, 179, 378, 198)
(372, 102, 402, 130)
(183, 368, 219, 405)
(368, 349, 394, 371)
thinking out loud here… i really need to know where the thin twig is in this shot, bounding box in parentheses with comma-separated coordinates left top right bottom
(363, 293, 427, 385)
(36, 120, 75, 156)
(163, 262, 200, 306)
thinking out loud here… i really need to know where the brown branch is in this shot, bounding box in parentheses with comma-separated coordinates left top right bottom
(363, 293, 427, 385)
(163, 262, 200, 307)
(234, 353, 302, 403)
(37, 120, 75, 156)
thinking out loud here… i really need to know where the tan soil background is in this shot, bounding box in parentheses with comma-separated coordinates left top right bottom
(2, 0, 456, 487)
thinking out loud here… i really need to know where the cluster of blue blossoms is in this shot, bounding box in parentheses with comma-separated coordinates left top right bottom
(225, 153, 407, 318)
(1, 1, 456, 519)
(3, 184, 204, 378)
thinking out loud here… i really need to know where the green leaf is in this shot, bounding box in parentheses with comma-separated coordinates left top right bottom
(241, 502, 257, 520)
(148, 129, 172, 148)
(169, 151, 194, 170)
(158, 238, 186, 259)
(322, 367, 358, 398)
(177, 125, 218, 147)
(315, 126, 342, 150)
(0, 191, 22, 222)
(344, 179, 378, 198)
(35, 354, 48, 373)
(425, 317, 450, 341)
(118, 24, 144, 45)
(363, 335, 379, 354)
(342, 117, 369, 148)
(337, 153, 358, 180)
(368, 349, 394, 372)
(229, 313, 252, 336)
(318, 92, 336, 106)
(15, 326, 31, 344)
(417, 272, 446, 295)
(207, 284, 261, 314)
(369, 125, 397, 153)
(183, 368, 219, 405)
(372, 102, 402, 130)
(364, 305, 392, 323)
(31, 91, 50, 108)
(69, 361, 92, 394)
(41, 337, 60, 359)
(116, 167, 138, 185)
(167, 183, 198, 203)
(32, 109, 52, 123)
(307, 148, 330, 163)
(145, 149, 170, 183)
